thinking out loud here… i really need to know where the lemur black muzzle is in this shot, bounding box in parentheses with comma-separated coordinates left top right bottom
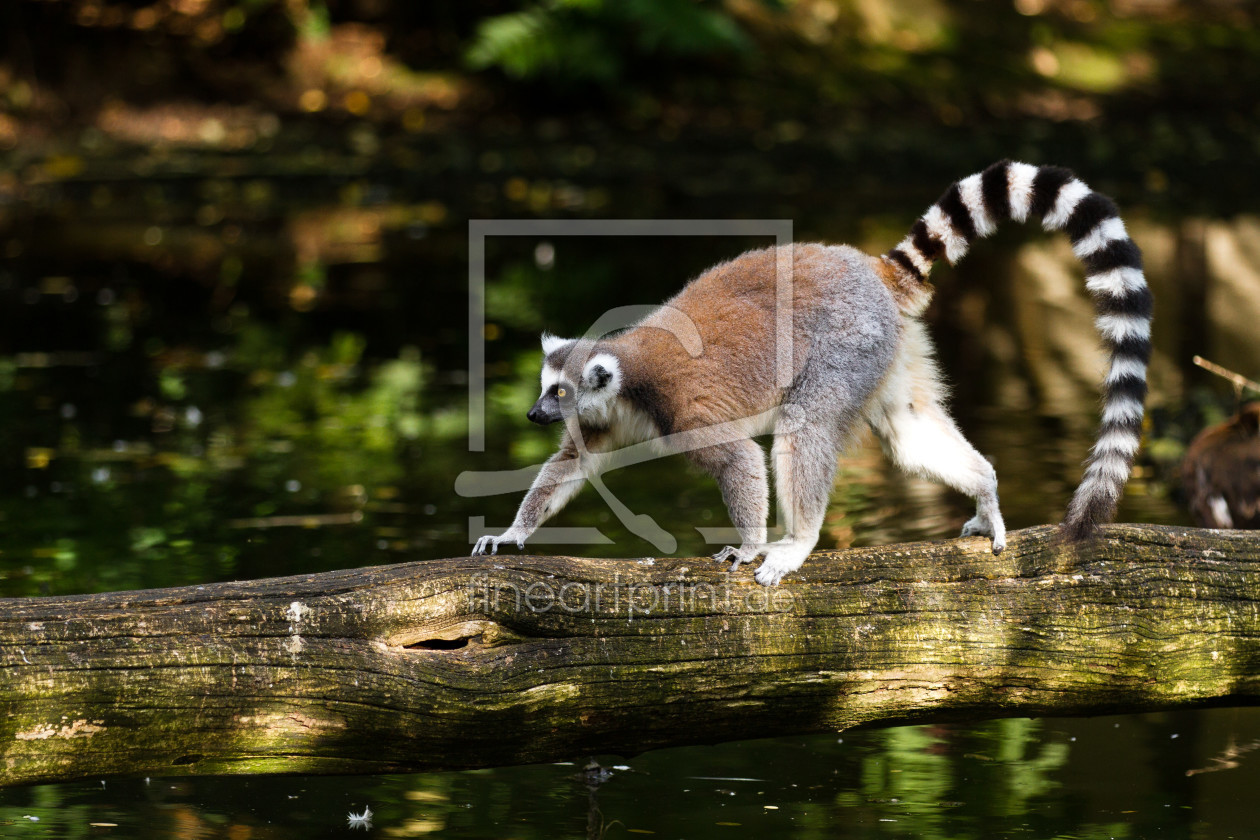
(528, 394, 562, 425)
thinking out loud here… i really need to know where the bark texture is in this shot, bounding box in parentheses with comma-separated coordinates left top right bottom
(3, 524, 1260, 788)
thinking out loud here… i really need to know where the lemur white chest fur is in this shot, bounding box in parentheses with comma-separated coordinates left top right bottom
(473, 160, 1153, 586)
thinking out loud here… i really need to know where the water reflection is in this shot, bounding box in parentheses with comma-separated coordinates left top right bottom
(1, 708, 1258, 838)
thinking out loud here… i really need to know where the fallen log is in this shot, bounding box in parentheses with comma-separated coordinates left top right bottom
(3, 523, 1260, 788)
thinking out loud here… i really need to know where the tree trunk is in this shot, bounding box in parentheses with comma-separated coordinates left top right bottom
(3, 524, 1260, 788)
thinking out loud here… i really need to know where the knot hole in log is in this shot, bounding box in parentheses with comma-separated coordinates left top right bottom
(394, 618, 528, 653)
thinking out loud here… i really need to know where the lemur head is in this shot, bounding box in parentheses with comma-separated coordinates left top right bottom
(529, 333, 622, 427)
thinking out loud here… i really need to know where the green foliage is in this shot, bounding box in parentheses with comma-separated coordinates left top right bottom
(465, 0, 758, 87)
(467, 7, 619, 83)
(293, 0, 330, 42)
(485, 263, 547, 331)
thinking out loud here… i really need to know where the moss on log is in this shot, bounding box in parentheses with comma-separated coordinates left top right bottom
(3, 524, 1260, 788)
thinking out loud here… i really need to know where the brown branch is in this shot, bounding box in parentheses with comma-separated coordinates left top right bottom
(1193, 355, 1260, 396)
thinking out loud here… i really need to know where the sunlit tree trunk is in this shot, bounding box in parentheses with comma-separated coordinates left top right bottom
(2, 524, 1259, 788)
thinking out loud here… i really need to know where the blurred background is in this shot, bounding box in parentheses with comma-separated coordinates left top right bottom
(2, 1, 1260, 836)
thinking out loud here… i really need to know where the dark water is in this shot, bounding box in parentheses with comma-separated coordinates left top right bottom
(3, 710, 1260, 838)
(1, 149, 1256, 837)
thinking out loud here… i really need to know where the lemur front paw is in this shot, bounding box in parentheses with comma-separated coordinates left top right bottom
(472, 529, 526, 556)
(753, 541, 811, 586)
(713, 544, 762, 572)
(961, 515, 1006, 554)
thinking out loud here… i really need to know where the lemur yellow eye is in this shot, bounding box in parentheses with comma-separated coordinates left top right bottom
(557, 388, 566, 397)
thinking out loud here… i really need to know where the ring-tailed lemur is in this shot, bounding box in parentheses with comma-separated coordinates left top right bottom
(472, 160, 1153, 585)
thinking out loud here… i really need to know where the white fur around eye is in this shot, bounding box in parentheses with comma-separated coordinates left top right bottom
(540, 363, 561, 392)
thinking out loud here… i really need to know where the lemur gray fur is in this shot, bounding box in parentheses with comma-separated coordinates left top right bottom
(472, 160, 1153, 585)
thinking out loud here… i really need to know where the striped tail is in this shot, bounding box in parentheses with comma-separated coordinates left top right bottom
(883, 160, 1153, 541)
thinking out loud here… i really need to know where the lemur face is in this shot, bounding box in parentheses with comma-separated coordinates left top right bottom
(532, 335, 620, 427)
(528, 368, 566, 425)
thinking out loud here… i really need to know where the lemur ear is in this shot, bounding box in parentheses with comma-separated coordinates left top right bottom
(583, 353, 620, 392)
(541, 333, 574, 355)
(587, 364, 611, 390)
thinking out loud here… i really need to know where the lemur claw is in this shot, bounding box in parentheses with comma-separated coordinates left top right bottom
(472, 531, 528, 557)
(961, 513, 1006, 554)
(713, 545, 761, 572)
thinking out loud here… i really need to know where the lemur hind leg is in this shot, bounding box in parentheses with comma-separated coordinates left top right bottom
(756, 410, 848, 586)
(866, 320, 1007, 552)
(755, 281, 901, 586)
(689, 438, 769, 570)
